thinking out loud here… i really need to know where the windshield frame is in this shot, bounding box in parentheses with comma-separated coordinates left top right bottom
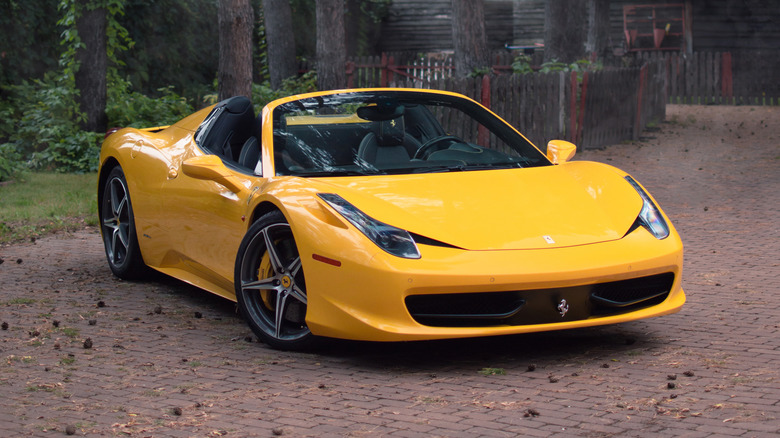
(266, 89, 551, 177)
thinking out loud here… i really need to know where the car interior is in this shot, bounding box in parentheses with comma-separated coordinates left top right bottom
(195, 96, 262, 174)
(194, 93, 547, 178)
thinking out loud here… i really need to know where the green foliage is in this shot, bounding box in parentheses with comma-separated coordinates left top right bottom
(254, 1, 269, 83)
(106, 76, 193, 128)
(0, 144, 23, 182)
(0, 0, 61, 88)
(290, 0, 317, 58)
(57, 0, 133, 82)
(511, 55, 535, 75)
(468, 67, 492, 78)
(479, 367, 506, 376)
(349, 0, 392, 56)
(117, 0, 218, 102)
(32, 131, 104, 173)
(0, 73, 100, 174)
(56, 0, 84, 81)
(0, 74, 193, 177)
(252, 71, 318, 113)
(512, 56, 603, 80)
(0, 0, 156, 177)
(104, 0, 134, 67)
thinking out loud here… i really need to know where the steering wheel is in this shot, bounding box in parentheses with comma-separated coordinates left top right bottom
(413, 135, 461, 160)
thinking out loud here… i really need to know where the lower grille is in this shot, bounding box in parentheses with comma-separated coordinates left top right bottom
(405, 273, 675, 327)
(591, 273, 674, 313)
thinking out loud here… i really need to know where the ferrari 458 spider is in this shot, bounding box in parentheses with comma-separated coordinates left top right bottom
(98, 88, 684, 350)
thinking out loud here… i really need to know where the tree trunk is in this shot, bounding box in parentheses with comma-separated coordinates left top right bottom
(263, 0, 297, 88)
(316, 0, 346, 90)
(585, 0, 610, 59)
(75, 3, 107, 133)
(218, 0, 253, 100)
(543, 0, 589, 64)
(451, 0, 489, 77)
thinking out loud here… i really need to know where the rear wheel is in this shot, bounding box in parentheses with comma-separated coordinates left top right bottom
(100, 166, 146, 279)
(235, 211, 313, 350)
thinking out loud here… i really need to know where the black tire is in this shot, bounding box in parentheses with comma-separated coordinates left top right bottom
(100, 166, 147, 279)
(235, 211, 313, 350)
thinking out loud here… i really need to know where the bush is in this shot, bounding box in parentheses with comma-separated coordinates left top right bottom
(512, 56, 603, 80)
(106, 76, 193, 128)
(0, 144, 22, 182)
(0, 73, 194, 176)
(0, 70, 317, 179)
(0, 73, 98, 174)
(251, 71, 318, 113)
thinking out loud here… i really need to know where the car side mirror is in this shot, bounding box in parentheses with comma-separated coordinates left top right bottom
(182, 154, 244, 193)
(546, 140, 577, 164)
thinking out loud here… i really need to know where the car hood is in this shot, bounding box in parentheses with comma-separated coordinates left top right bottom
(306, 161, 642, 250)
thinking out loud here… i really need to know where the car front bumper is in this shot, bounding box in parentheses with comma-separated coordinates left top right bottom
(300, 226, 684, 342)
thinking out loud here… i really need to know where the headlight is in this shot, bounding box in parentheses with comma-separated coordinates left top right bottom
(318, 193, 421, 259)
(625, 176, 669, 240)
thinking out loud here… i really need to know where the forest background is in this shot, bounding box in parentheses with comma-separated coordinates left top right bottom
(0, 0, 395, 181)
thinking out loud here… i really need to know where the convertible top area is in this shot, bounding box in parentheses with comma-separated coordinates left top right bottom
(195, 96, 262, 173)
(191, 90, 552, 178)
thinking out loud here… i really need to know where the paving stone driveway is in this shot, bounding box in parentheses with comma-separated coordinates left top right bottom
(1, 105, 778, 437)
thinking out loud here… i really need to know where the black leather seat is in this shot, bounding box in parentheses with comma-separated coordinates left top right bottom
(197, 96, 255, 163)
(238, 136, 261, 174)
(357, 116, 420, 165)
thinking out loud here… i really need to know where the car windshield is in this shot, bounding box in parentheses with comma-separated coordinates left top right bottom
(271, 90, 550, 177)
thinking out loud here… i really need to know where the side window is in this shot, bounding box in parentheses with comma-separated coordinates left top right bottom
(193, 97, 261, 175)
(194, 105, 225, 150)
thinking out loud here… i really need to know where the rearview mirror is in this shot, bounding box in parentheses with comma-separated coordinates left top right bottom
(182, 155, 244, 193)
(546, 140, 577, 164)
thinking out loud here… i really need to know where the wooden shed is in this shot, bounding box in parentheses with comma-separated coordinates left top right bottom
(379, 0, 545, 52)
(380, 0, 780, 54)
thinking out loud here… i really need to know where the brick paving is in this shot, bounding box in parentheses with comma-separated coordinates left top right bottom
(1, 104, 778, 437)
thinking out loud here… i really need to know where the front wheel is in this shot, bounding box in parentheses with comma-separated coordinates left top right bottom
(100, 166, 147, 279)
(235, 211, 313, 350)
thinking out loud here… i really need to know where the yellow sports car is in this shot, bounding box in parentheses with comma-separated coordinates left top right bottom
(98, 88, 684, 350)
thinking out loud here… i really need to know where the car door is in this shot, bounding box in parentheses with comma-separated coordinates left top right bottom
(158, 150, 258, 299)
(155, 97, 263, 299)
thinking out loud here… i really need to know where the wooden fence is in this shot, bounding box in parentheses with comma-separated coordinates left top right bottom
(634, 51, 731, 104)
(391, 62, 666, 150)
(633, 50, 780, 105)
(731, 50, 780, 105)
(347, 50, 779, 106)
(336, 49, 777, 149)
(345, 51, 542, 88)
(346, 53, 454, 88)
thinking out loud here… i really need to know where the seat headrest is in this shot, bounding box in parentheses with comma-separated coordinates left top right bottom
(377, 117, 405, 147)
(224, 96, 252, 114)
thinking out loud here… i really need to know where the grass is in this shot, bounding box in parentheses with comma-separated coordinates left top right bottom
(479, 367, 506, 376)
(0, 172, 98, 244)
(59, 327, 80, 338)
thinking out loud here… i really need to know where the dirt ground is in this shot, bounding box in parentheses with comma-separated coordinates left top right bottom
(0, 104, 778, 437)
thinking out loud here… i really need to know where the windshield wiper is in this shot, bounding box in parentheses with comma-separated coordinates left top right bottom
(409, 163, 522, 174)
(293, 168, 384, 177)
